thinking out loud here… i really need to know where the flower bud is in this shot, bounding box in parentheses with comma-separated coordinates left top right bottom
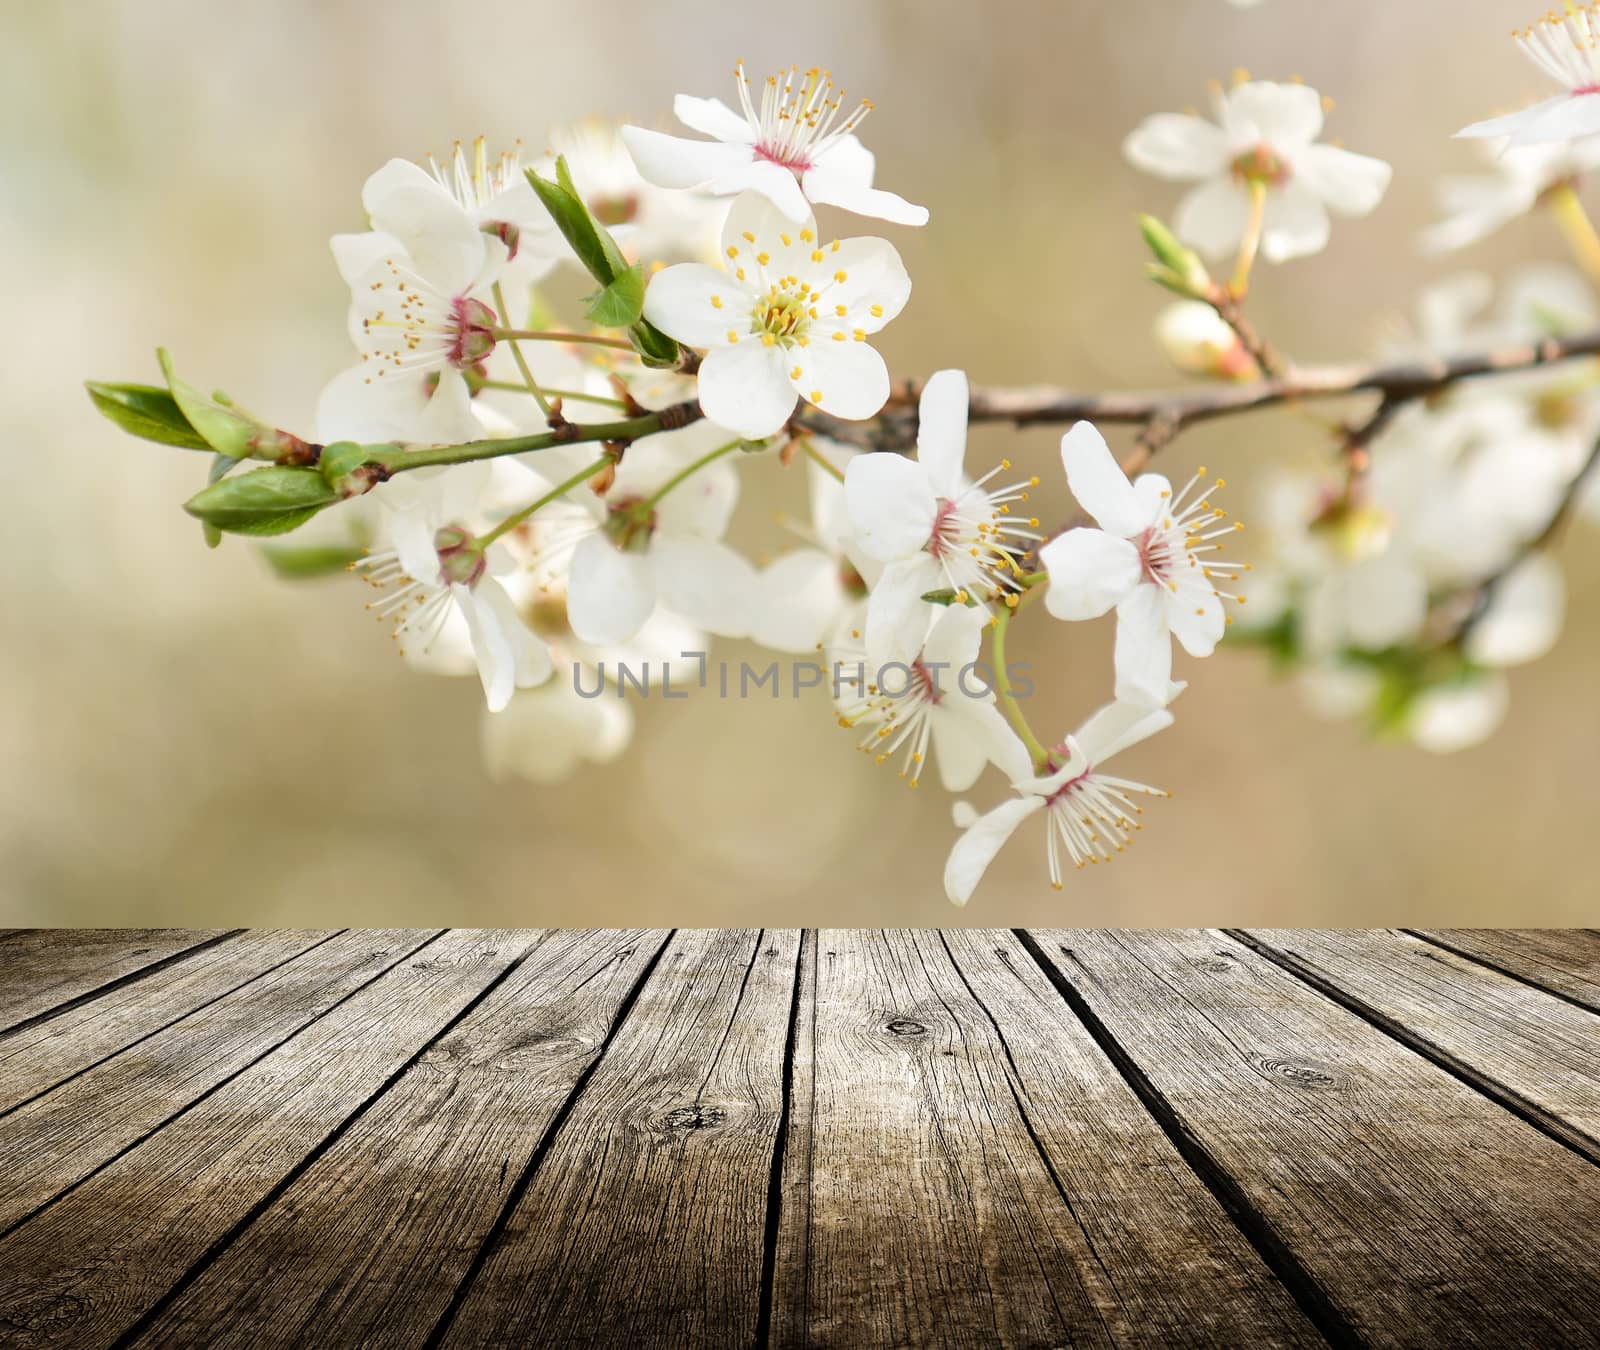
(1156, 302, 1258, 381)
(1138, 215, 1212, 299)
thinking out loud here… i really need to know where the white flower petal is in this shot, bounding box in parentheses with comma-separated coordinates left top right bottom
(862, 554, 941, 670)
(720, 191, 818, 278)
(1039, 528, 1143, 621)
(812, 236, 912, 333)
(649, 535, 756, 639)
(804, 141, 929, 225)
(643, 262, 747, 348)
(482, 678, 635, 784)
(844, 452, 938, 561)
(620, 125, 756, 189)
(695, 340, 798, 439)
(915, 370, 970, 500)
(1465, 554, 1565, 667)
(1260, 182, 1331, 262)
(943, 796, 1044, 906)
(1459, 97, 1568, 142)
(931, 701, 1021, 794)
(1073, 699, 1176, 766)
(673, 94, 756, 144)
(1113, 584, 1175, 708)
(1060, 422, 1148, 537)
(751, 549, 848, 653)
(1410, 676, 1509, 754)
(919, 601, 988, 673)
(567, 532, 657, 645)
(1122, 114, 1232, 181)
(1223, 81, 1324, 149)
(708, 158, 812, 222)
(790, 333, 891, 421)
(1295, 144, 1392, 217)
(1175, 177, 1251, 260)
(331, 230, 404, 286)
(1165, 577, 1227, 657)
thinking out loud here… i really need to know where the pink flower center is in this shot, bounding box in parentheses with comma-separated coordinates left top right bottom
(447, 296, 498, 368)
(1137, 525, 1177, 586)
(755, 142, 812, 174)
(927, 499, 961, 559)
(1231, 144, 1290, 187)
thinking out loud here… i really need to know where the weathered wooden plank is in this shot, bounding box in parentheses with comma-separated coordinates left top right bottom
(776, 929, 1235, 1349)
(1239, 929, 1600, 1160)
(0, 929, 436, 1235)
(1026, 929, 1600, 1348)
(0, 929, 233, 1031)
(0, 929, 538, 1350)
(940, 929, 1319, 1345)
(435, 929, 797, 1350)
(0, 928, 341, 1116)
(1416, 929, 1600, 1013)
(130, 929, 668, 1349)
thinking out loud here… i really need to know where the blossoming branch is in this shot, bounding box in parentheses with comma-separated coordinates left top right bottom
(86, 22, 1600, 903)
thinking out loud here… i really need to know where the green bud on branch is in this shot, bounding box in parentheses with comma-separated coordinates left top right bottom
(1138, 215, 1212, 300)
(183, 465, 339, 536)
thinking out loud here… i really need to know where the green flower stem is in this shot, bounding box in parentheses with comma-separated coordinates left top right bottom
(478, 456, 611, 549)
(470, 378, 628, 409)
(642, 437, 750, 509)
(372, 407, 693, 475)
(800, 438, 846, 484)
(990, 603, 1051, 769)
(1229, 179, 1268, 298)
(493, 282, 553, 417)
(492, 328, 637, 353)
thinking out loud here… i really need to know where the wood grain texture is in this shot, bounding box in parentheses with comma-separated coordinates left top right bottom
(0, 929, 232, 1031)
(437, 929, 798, 1350)
(777, 928, 1187, 1349)
(0, 929, 435, 1234)
(1028, 928, 1600, 1349)
(1416, 928, 1600, 1012)
(0, 930, 538, 1350)
(131, 929, 668, 1349)
(935, 929, 1319, 1346)
(1240, 928, 1600, 1160)
(0, 928, 339, 1117)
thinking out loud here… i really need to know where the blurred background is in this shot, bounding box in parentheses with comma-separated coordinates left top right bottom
(3, 0, 1597, 927)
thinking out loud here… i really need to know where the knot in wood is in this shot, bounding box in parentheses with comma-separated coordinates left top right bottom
(885, 1018, 926, 1038)
(1256, 1056, 1340, 1088)
(663, 1104, 726, 1132)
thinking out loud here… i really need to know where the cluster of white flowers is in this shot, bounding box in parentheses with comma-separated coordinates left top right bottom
(89, 12, 1600, 905)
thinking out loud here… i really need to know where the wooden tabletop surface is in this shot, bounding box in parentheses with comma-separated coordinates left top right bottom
(0, 927, 1596, 1348)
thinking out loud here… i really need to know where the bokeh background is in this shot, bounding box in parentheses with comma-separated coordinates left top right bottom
(4, 0, 1597, 926)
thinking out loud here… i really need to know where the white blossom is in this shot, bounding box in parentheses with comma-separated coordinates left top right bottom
(845, 370, 1042, 666)
(1124, 80, 1391, 262)
(1423, 138, 1600, 254)
(1040, 423, 1244, 707)
(643, 192, 910, 438)
(622, 63, 927, 226)
(944, 700, 1174, 905)
(1458, 5, 1600, 147)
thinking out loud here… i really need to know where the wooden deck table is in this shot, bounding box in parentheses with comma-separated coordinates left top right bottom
(0, 928, 1596, 1347)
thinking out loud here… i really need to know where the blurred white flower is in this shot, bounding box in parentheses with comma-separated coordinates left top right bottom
(1040, 422, 1243, 707)
(1466, 553, 1566, 667)
(357, 500, 551, 713)
(1155, 301, 1258, 379)
(833, 604, 1025, 792)
(1422, 138, 1600, 254)
(622, 63, 928, 226)
(1458, 5, 1600, 147)
(1124, 80, 1391, 262)
(1408, 676, 1511, 754)
(844, 370, 1041, 666)
(751, 442, 880, 653)
(643, 192, 910, 438)
(533, 425, 758, 646)
(944, 699, 1174, 905)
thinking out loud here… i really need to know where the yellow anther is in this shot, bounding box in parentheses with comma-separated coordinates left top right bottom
(710, 295, 723, 309)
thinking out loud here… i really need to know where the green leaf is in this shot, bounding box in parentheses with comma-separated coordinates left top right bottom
(158, 349, 257, 458)
(183, 465, 339, 536)
(259, 541, 368, 578)
(585, 265, 646, 328)
(526, 161, 616, 284)
(85, 382, 210, 450)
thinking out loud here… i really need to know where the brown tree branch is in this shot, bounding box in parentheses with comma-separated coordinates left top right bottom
(796, 326, 1600, 453)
